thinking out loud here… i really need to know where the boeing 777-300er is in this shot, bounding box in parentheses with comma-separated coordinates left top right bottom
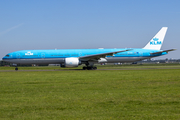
(2, 27, 176, 70)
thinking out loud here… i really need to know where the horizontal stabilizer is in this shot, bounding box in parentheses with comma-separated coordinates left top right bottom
(150, 49, 176, 55)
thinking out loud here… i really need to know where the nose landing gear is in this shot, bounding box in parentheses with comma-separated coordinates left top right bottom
(15, 67, 18, 71)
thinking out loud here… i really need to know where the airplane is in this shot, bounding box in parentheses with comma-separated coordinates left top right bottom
(2, 27, 176, 70)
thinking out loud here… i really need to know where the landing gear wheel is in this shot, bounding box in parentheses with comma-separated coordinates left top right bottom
(87, 67, 92, 70)
(88, 67, 97, 70)
(15, 67, 18, 71)
(82, 66, 97, 70)
(93, 67, 97, 70)
(83, 67, 87, 70)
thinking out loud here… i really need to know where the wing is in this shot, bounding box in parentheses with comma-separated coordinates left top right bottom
(150, 49, 176, 55)
(79, 49, 132, 61)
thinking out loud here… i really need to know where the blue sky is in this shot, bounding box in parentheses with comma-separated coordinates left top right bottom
(0, 0, 180, 60)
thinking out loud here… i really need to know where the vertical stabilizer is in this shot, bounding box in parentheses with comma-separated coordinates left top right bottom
(143, 27, 168, 50)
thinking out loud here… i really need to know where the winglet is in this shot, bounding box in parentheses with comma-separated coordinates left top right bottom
(143, 27, 168, 50)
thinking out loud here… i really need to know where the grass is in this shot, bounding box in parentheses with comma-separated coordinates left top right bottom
(0, 63, 180, 71)
(0, 65, 180, 119)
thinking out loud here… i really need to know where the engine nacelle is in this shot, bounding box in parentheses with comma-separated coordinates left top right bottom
(98, 58, 107, 63)
(61, 58, 81, 68)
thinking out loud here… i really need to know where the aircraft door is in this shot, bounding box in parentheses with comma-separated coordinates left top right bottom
(16, 53, 20, 59)
(139, 52, 143, 57)
(79, 52, 82, 57)
(41, 53, 45, 58)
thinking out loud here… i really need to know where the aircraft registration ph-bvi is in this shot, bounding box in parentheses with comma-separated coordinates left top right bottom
(2, 27, 176, 70)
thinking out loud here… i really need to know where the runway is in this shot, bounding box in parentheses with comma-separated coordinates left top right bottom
(0, 67, 180, 72)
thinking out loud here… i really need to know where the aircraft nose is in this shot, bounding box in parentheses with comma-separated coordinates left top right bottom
(2, 55, 9, 61)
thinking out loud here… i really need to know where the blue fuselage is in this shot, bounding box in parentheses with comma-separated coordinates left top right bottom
(2, 48, 167, 65)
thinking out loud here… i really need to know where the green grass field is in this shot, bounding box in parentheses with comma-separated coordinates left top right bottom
(0, 64, 180, 119)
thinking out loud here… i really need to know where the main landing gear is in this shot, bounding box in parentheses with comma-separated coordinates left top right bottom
(83, 66, 97, 70)
(82, 62, 97, 70)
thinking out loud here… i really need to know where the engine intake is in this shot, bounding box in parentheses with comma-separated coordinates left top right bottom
(61, 58, 81, 68)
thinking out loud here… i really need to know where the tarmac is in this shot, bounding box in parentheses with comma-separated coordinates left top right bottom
(0, 67, 180, 72)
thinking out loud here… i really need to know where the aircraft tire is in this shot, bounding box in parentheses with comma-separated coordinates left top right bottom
(15, 67, 18, 71)
(83, 66, 97, 70)
(83, 67, 87, 70)
(93, 67, 97, 70)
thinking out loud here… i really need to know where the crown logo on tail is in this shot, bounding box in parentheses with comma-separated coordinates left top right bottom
(153, 38, 159, 41)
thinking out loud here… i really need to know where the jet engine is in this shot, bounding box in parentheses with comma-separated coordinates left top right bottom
(61, 58, 81, 67)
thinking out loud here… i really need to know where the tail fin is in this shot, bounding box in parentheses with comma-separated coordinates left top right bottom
(143, 27, 168, 50)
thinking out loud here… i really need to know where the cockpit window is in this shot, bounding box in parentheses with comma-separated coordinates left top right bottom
(6, 55, 10, 57)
